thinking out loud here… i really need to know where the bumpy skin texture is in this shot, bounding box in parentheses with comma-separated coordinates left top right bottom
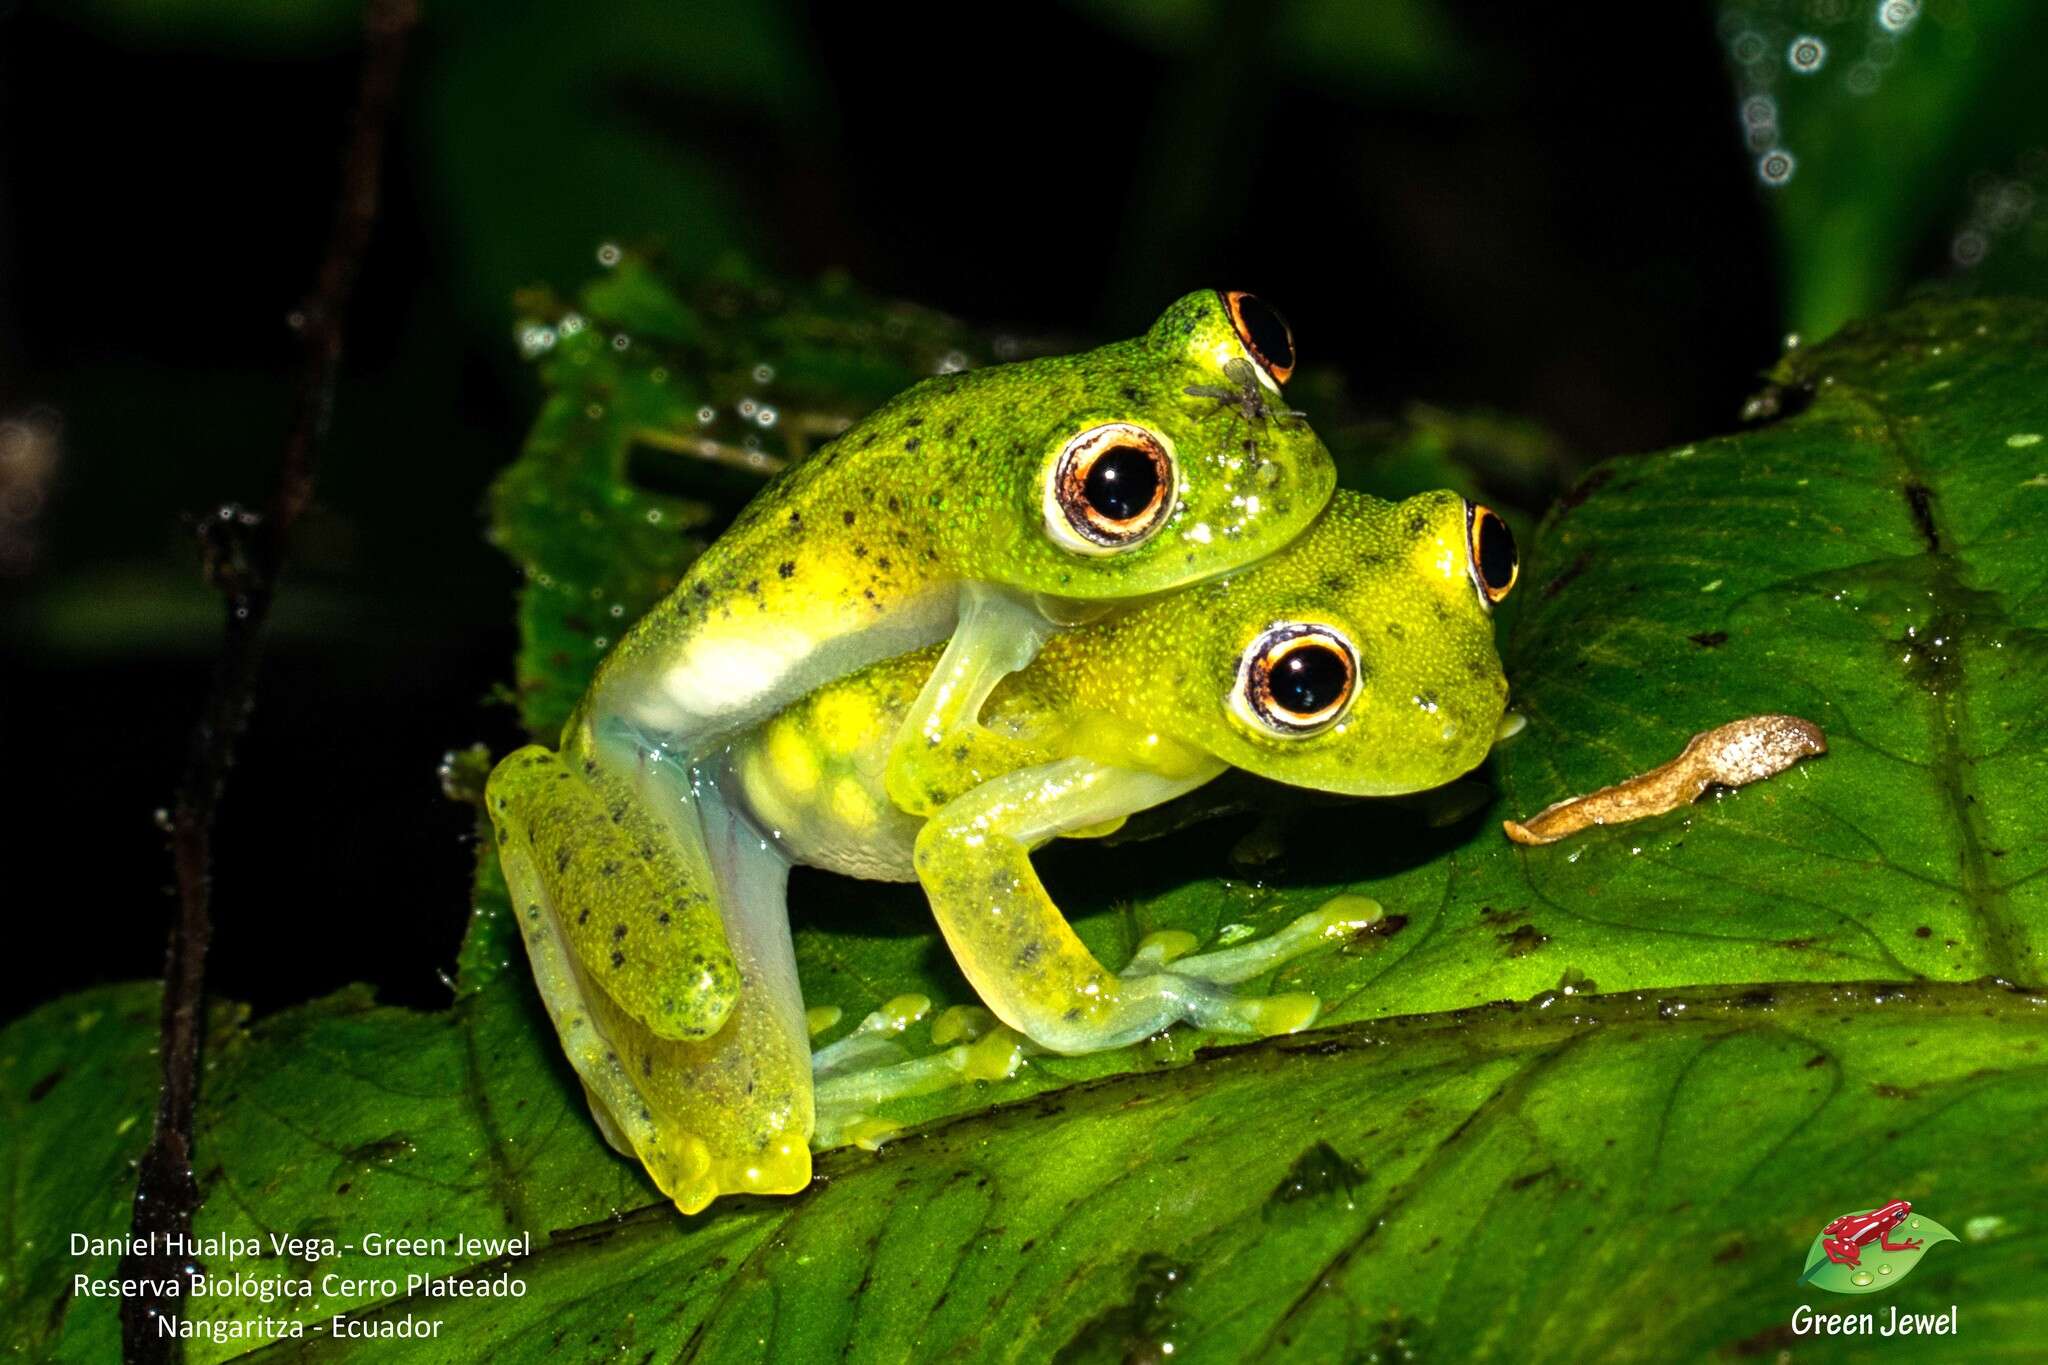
(589, 289, 1336, 744)
(490, 488, 1511, 1214)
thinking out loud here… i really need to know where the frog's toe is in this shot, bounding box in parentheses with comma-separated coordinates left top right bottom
(1129, 899, 1379, 987)
(651, 1133, 813, 1215)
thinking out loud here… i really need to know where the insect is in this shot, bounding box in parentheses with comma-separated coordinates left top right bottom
(1185, 356, 1305, 425)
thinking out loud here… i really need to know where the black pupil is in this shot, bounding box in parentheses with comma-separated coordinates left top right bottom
(1270, 644, 1348, 717)
(1476, 512, 1518, 591)
(1232, 293, 1296, 375)
(1083, 445, 1161, 523)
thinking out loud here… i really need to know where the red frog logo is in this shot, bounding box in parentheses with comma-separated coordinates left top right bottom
(1797, 1197, 1957, 1293)
(1819, 1199, 1922, 1268)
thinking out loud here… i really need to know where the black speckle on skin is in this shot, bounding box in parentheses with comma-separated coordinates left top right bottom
(612, 923, 628, 942)
(555, 847, 572, 874)
(28, 1069, 63, 1102)
(904, 416, 924, 427)
(577, 909, 590, 925)
(610, 950, 626, 968)
(641, 1056, 654, 1077)
(843, 510, 857, 527)
(658, 911, 672, 925)
(905, 437, 921, 452)
(1406, 513, 1427, 536)
(877, 556, 892, 571)
(778, 560, 796, 579)
(1689, 630, 1729, 648)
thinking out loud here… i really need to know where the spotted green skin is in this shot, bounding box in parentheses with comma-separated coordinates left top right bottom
(489, 488, 1508, 1215)
(741, 489, 1511, 864)
(587, 289, 1336, 745)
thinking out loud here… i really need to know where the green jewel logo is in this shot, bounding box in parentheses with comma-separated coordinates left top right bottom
(1797, 1199, 1958, 1294)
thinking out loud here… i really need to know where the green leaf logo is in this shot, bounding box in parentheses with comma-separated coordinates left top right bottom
(1798, 1207, 1959, 1294)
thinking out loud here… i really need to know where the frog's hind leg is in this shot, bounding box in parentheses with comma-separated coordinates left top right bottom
(490, 744, 741, 1043)
(489, 750, 811, 1213)
(914, 757, 1376, 1056)
(811, 999, 1028, 1151)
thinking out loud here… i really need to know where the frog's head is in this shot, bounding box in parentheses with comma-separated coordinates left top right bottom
(898, 289, 1336, 597)
(1143, 489, 1515, 795)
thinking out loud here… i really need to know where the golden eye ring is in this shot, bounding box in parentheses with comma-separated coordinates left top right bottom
(1233, 622, 1358, 736)
(1466, 502, 1519, 608)
(1044, 422, 1177, 554)
(1222, 290, 1297, 385)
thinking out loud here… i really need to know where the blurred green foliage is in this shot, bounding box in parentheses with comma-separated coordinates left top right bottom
(1720, 0, 2048, 336)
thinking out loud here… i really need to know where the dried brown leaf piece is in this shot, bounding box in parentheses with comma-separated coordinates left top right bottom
(1503, 715, 1826, 846)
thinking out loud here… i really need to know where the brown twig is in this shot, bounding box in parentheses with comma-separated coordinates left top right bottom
(118, 4, 418, 1359)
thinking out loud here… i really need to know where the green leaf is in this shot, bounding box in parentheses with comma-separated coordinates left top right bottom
(12, 291, 2047, 1358)
(1799, 1214, 1961, 1294)
(1720, 0, 2048, 335)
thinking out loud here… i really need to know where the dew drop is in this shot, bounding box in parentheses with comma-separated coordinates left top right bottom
(1758, 149, 1797, 187)
(1878, 1262, 1892, 1274)
(1851, 1270, 1874, 1286)
(1787, 35, 1827, 73)
(596, 242, 622, 267)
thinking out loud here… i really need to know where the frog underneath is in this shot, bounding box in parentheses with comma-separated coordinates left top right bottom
(488, 489, 1518, 1213)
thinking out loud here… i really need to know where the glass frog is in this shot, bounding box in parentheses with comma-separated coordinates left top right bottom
(487, 488, 1518, 1214)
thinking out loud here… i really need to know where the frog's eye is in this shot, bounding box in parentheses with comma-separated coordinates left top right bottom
(1045, 422, 1177, 554)
(1233, 622, 1357, 736)
(1221, 290, 1296, 385)
(1465, 503, 1519, 608)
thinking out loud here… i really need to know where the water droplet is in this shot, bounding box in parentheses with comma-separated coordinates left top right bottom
(1758, 149, 1797, 187)
(1845, 62, 1883, 95)
(756, 406, 779, 427)
(1878, 0, 1918, 35)
(596, 242, 622, 267)
(1877, 1262, 1893, 1274)
(696, 406, 716, 424)
(1952, 229, 1989, 267)
(752, 363, 775, 383)
(611, 334, 631, 352)
(1741, 95, 1777, 130)
(1788, 35, 1827, 73)
(1731, 29, 1768, 64)
(1851, 1270, 1874, 1285)
(518, 324, 557, 359)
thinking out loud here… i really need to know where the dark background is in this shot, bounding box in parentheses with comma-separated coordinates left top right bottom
(0, 0, 1934, 1022)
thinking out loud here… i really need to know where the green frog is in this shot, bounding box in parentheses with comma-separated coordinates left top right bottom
(492, 295, 1330, 1075)
(488, 488, 1519, 1213)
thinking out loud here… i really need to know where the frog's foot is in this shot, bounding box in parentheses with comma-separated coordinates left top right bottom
(571, 1075, 812, 1216)
(811, 1000, 1030, 1152)
(1023, 898, 1381, 1055)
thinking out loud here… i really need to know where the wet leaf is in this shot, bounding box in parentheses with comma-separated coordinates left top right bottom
(10, 292, 2047, 1358)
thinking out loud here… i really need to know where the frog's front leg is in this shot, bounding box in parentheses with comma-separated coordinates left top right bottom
(912, 757, 1367, 1054)
(884, 583, 1062, 817)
